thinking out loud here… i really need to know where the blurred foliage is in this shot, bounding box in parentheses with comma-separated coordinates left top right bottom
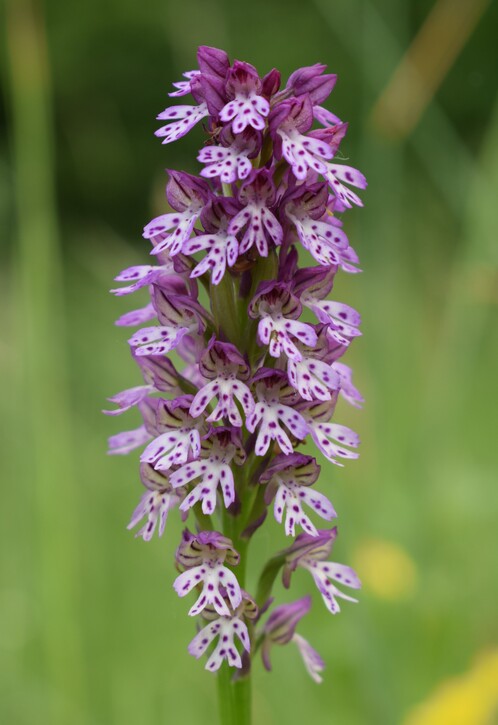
(1, 0, 497, 724)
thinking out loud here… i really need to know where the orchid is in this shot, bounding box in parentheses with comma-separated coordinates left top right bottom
(106, 46, 366, 725)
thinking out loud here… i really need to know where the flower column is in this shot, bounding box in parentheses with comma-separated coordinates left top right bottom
(106, 46, 367, 725)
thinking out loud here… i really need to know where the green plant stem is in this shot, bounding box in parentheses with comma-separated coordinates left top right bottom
(217, 403, 254, 724)
(231, 676, 251, 725)
(213, 218, 280, 725)
(217, 663, 235, 725)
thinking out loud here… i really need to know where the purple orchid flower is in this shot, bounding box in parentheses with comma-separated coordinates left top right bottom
(127, 463, 185, 541)
(261, 596, 325, 683)
(228, 170, 283, 257)
(170, 428, 246, 515)
(283, 529, 361, 614)
(174, 529, 242, 616)
(260, 453, 336, 537)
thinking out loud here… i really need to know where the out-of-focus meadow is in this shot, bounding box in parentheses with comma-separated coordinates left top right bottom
(1, 0, 498, 723)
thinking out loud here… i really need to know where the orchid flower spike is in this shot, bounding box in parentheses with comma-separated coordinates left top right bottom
(106, 46, 366, 700)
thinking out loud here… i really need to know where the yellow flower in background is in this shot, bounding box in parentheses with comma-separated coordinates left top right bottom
(353, 538, 417, 602)
(402, 650, 498, 725)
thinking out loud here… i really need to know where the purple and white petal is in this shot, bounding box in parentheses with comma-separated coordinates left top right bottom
(128, 325, 189, 357)
(103, 385, 153, 416)
(198, 145, 253, 184)
(155, 102, 209, 145)
(107, 425, 152, 455)
(127, 488, 182, 540)
(110, 263, 174, 296)
(288, 358, 341, 401)
(278, 127, 333, 180)
(115, 303, 156, 327)
(292, 634, 325, 683)
(169, 70, 200, 97)
(220, 94, 270, 133)
(145, 208, 202, 257)
(332, 362, 364, 408)
(323, 162, 367, 208)
(310, 422, 360, 466)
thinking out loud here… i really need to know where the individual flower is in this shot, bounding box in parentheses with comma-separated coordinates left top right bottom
(182, 197, 240, 286)
(143, 171, 211, 257)
(127, 463, 185, 541)
(140, 395, 208, 470)
(283, 529, 361, 614)
(297, 398, 360, 466)
(228, 170, 283, 257)
(248, 281, 317, 361)
(284, 182, 353, 268)
(261, 596, 325, 683)
(294, 265, 361, 342)
(174, 530, 242, 616)
(245, 369, 308, 455)
(188, 608, 250, 671)
(260, 453, 336, 537)
(189, 338, 254, 426)
(188, 590, 257, 672)
(219, 60, 270, 133)
(286, 325, 344, 402)
(128, 288, 206, 357)
(269, 96, 334, 180)
(197, 127, 261, 183)
(170, 428, 246, 514)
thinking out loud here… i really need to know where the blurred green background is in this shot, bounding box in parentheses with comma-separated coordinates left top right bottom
(1, 0, 498, 723)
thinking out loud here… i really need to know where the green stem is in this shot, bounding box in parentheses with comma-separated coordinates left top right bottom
(255, 552, 287, 609)
(193, 506, 214, 531)
(217, 664, 234, 725)
(210, 272, 246, 349)
(232, 676, 251, 725)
